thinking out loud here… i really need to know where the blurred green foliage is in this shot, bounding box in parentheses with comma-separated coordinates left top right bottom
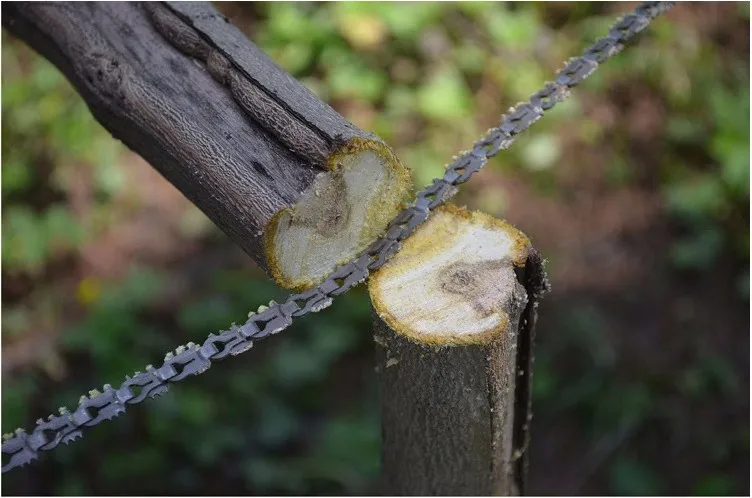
(2, 3, 749, 496)
(2, 36, 124, 275)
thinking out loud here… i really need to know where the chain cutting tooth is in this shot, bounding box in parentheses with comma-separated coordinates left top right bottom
(164, 351, 174, 362)
(229, 341, 253, 356)
(63, 432, 83, 444)
(2, 433, 13, 441)
(148, 388, 169, 399)
(311, 297, 333, 313)
(257, 304, 269, 313)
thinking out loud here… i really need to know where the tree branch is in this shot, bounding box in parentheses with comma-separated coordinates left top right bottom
(2, 1, 411, 289)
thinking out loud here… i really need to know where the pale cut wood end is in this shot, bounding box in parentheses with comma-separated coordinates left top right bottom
(265, 138, 412, 290)
(369, 203, 532, 346)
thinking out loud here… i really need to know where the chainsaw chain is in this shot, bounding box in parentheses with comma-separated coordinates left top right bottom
(2, 1, 674, 473)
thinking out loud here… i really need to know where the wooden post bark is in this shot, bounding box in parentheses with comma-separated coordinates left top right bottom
(369, 204, 548, 496)
(2, 2, 411, 290)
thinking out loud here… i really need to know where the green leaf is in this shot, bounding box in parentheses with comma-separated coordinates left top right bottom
(44, 204, 86, 250)
(417, 69, 472, 122)
(664, 175, 728, 221)
(375, 3, 444, 40)
(712, 132, 750, 197)
(327, 61, 386, 103)
(274, 42, 314, 75)
(1, 157, 33, 195)
(453, 42, 488, 74)
(520, 134, 561, 171)
(485, 6, 539, 49)
(666, 116, 706, 143)
(265, 3, 318, 43)
(401, 145, 445, 189)
(2, 206, 48, 274)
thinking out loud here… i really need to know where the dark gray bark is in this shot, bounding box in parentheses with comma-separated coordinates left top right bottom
(511, 250, 547, 494)
(163, 2, 375, 157)
(373, 250, 547, 496)
(1, 1, 386, 272)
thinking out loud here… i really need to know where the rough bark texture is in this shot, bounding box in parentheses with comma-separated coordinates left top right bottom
(162, 2, 378, 160)
(511, 249, 547, 494)
(370, 205, 548, 496)
(2, 2, 410, 284)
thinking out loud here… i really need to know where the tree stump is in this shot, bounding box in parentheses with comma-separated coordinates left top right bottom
(369, 204, 548, 495)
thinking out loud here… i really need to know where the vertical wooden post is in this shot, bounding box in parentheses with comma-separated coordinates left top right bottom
(369, 204, 547, 495)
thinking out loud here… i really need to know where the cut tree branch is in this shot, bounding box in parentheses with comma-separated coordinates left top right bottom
(370, 204, 548, 495)
(2, 1, 411, 289)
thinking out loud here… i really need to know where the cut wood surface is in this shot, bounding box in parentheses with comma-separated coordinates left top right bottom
(370, 204, 548, 495)
(2, 2, 411, 289)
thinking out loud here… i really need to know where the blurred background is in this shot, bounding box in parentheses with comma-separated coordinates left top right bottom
(2, 2, 749, 495)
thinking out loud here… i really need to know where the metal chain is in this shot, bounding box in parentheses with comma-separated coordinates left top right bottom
(2, 1, 674, 473)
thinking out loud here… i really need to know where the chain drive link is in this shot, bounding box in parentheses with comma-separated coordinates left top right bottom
(2, 1, 674, 473)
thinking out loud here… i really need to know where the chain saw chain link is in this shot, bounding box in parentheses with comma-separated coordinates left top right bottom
(2, 1, 674, 473)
